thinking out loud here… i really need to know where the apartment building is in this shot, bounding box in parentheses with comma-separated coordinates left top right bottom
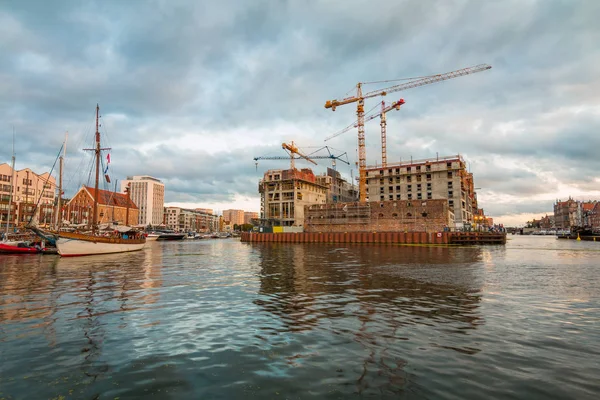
(164, 207, 219, 232)
(364, 155, 477, 228)
(316, 167, 358, 203)
(120, 176, 165, 226)
(0, 163, 56, 227)
(223, 209, 245, 226)
(259, 168, 328, 227)
(244, 211, 259, 225)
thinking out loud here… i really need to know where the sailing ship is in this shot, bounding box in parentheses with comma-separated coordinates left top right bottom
(55, 105, 146, 257)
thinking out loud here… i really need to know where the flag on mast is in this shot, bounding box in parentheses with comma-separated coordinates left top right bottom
(104, 153, 111, 174)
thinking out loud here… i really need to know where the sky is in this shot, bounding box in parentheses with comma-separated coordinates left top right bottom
(1, 0, 598, 226)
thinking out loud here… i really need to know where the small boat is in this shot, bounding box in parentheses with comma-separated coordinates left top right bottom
(145, 233, 160, 241)
(157, 232, 187, 241)
(0, 241, 42, 254)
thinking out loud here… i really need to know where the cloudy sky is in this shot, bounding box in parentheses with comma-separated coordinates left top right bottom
(1, 0, 598, 225)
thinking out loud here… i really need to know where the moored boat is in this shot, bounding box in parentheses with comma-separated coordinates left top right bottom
(55, 105, 146, 257)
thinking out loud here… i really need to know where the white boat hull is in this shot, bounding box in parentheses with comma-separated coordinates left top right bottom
(57, 237, 146, 257)
(145, 234, 160, 241)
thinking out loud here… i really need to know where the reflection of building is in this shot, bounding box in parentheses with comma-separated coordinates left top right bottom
(255, 244, 483, 334)
(223, 209, 244, 226)
(65, 186, 138, 225)
(0, 163, 56, 227)
(164, 206, 219, 232)
(365, 155, 477, 229)
(259, 168, 327, 227)
(120, 176, 165, 226)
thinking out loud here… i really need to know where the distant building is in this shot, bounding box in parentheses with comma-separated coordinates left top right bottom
(365, 155, 477, 228)
(315, 167, 358, 203)
(539, 214, 554, 229)
(65, 186, 138, 226)
(120, 176, 165, 226)
(223, 209, 245, 226)
(590, 203, 600, 231)
(0, 163, 56, 227)
(259, 168, 328, 227)
(164, 206, 219, 232)
(244, 211, 258, 225)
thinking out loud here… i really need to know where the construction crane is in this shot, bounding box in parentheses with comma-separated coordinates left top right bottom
(253, 142, 350, 171)
(324, 63, 492, 202)
(326, 98, 406, 168)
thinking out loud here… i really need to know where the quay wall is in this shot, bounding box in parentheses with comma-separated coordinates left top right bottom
(303, 200, 453, 233)
(240, 231, 506, 245)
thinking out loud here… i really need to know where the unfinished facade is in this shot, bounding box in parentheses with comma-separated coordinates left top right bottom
(259, 168, 328, 227)
(316, 167, 358, 203)
(304, 199, 454, 233)
(364, 155, 477, 229)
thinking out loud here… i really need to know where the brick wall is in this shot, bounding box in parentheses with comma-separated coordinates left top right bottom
(304, 199, 452, 233)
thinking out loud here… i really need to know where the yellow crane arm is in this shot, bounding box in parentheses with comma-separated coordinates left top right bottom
(282, 142, 317, 166)
(324, 64, 491, 109)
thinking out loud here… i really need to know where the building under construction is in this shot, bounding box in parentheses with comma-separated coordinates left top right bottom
(364, 155, 478, 229)
(259, 167, 358, 227)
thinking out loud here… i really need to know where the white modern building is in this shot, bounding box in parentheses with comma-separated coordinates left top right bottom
(120, 176, 165, 226)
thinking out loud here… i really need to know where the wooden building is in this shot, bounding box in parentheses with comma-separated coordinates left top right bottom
(65, 186, 139, 226)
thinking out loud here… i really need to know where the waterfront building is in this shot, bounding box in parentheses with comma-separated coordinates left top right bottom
(164, 207, 219, 232)
(223, 209, 245, 226)
(259, 168, 328, 227)
(120, 176, 165, 227)
(315, 167, 358, 203)
(0, 163, 56, 227)
(364, 155, 477, 229)
(553, 198, 599, 229)
(65, 186, 138, 226)
(244, 211, 259, 225)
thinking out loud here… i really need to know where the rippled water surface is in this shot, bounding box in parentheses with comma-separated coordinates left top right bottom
(1, 236, 599, 399)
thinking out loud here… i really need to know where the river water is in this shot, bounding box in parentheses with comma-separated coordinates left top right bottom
(0, 236, 598, 399)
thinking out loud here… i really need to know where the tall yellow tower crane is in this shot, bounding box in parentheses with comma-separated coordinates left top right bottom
(281, 141, 317, 170)
(324, 63, 492, 202)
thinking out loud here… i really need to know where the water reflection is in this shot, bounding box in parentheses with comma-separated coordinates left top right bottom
(252, 244, 485, 395)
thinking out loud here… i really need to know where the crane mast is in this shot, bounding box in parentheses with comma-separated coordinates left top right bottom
(324, 63, 491, 202)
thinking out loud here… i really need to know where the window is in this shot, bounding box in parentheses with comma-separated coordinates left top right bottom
(448, 181, 453, 188)
(407, 212, 412, 217)
(407, 176, 412, 182)
(379, 170, 384, 175)
(396, 194, 401, 200)
(427, 192, 432, 199)
(392, 213, 398, 217)
(426, 174, 432, 180)
(388, 178, 393, 183)
(407, 193, 412, 199)
(395, 168, 400, 174)
(407, 185, 412, 192)
(379, 179, 384, 184)
(388, 186, 393, 192)
(388, 169, 392, 174)
(427, 183, 432, 189)
(417, 193, 422, 199)
(448, 191, 453, 197)
(417, 175, 422, 182)
(426, 165, 431, 172)
(380, 195, 385, 201)
(417, 184, 421, 191)
(379, 213, 384, 217)
(407, 167, 411, 172)
(448, 172, 453, 179)
(396, 185, 400, 191)
(389, 195, 393, 200)
(447, 162, 452, 169)
(416, 166, 421, 172)
(449, 200, 454, 208)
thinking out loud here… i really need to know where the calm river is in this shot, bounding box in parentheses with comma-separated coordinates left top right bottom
(1, 236, 599, 399)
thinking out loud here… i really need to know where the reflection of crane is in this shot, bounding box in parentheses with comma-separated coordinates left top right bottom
(254, 143, 350, 171)
(326, 98, 406, 168)
(325, 63, 492, 202)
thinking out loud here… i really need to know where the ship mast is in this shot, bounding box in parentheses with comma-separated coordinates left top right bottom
(5, 128, 15, 236)
(84, 105, 110, 234)
(93, 105, 100, 234)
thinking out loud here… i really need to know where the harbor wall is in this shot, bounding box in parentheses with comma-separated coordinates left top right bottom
(240, 231, 507, 245)
(303, 200, 453, 233)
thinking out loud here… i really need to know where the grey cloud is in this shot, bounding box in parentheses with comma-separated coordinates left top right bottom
(1, 0, 599, 222)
